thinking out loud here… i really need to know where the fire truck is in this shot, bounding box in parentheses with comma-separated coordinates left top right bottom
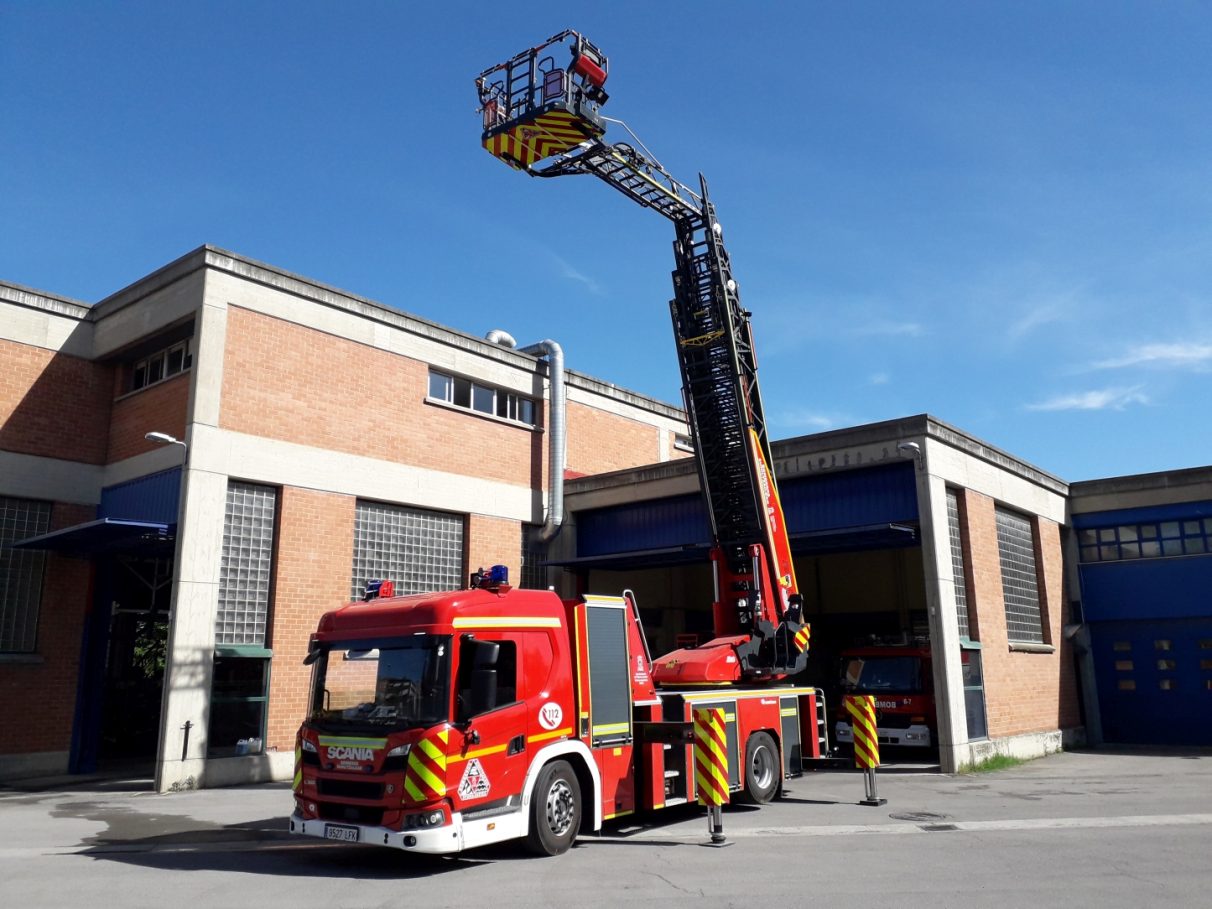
(834, 640, 937, 751)
(288, 30, 824, 857)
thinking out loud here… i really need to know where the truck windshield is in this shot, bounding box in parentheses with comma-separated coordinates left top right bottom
(308, 635, 451, 733)
(841, 656, 922, 694)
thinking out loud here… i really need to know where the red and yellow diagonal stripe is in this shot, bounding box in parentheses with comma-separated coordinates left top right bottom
(793, 623, 811, 653)
(844, 694, 880, 769)
(293, 743, 302, 793)
(693, 707, 730, 807)
(483, 110, 602, 171)
(403, 727, 449, 803)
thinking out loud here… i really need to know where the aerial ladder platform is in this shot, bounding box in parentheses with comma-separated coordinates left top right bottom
(476, 31, 811, 684)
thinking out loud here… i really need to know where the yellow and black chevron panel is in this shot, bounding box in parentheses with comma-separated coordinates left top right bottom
(482, 108, 603, 171)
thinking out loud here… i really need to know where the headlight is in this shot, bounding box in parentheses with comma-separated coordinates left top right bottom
(387, 743, 412, 758)
(406, 808, 446, 829)
(301, 739, 317, 752)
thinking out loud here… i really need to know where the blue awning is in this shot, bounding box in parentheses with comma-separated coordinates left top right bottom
(8, 518, 172, 557)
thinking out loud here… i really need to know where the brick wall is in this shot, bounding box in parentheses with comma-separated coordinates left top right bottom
(107, 372, 190, 463)
(220, 307, 542, 485)
(961, 489, 1080, 739)
(265, 487, 355, 750)
(566, 399, 661, 476)
(667, 430, 694, 461)
(0, 502, 95, 755)
(467, 514, 521, 582)
(0, 338, 112, 464)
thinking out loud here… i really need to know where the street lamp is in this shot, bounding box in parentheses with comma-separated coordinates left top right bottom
(145, 431, 187, 452)
(145, 431, 188, 537)
(145, 429, 192, 788)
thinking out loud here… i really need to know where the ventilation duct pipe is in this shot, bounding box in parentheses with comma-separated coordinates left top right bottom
(485, 329, 517, 348)
(520, 339, 565, 542)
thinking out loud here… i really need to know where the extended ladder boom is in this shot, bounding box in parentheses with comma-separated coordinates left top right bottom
(476, 32, 810, 681)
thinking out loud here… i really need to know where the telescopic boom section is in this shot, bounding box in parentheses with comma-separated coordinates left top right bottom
(476, 32, 810, 682)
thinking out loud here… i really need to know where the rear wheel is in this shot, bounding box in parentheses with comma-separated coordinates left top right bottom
(740, 731, 780, 804)
(526, 760, 581, 856)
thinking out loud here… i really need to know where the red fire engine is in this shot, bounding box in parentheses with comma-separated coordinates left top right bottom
(289, 30, 825, 856)
(834, 640, 937, 751)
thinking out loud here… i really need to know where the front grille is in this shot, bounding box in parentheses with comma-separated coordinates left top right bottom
(317, 802, 384, 825)
(317, 778, 384, 800)
(876, 713, 915, 729)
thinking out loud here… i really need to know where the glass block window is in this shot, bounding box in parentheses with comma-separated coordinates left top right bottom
(521, 524, 549, 590)
(217, 482, 277, 646)
(0, 497, 52, 653)
(995, 507, 1045, 645)
(351, 501, 464, 600)
(1078, 517, 1212, 563)
(946, 490, 972, 640)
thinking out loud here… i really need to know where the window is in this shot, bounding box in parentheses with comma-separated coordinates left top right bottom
(351, 501, 464, 601)
(130, 338, 192, 392)
(0, 497, 52, 653)
(1078, 516, 1212, 563)
(946, 490, 974, 640)
(995, 507, 1046, 645)
(208, 656, 269, 758)
(216, 482, 277, 646)
(673, 434, 695, 453)
(426, 369, 537, 427)
(456, 637, 518, 721)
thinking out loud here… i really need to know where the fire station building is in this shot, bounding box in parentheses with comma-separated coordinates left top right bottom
(2, 247, 1208, 790)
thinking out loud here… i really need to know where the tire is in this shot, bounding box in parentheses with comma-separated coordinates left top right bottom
(526, 760, 581, 856)
(740, 731, 780, 804)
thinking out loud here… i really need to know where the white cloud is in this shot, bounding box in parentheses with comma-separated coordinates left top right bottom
(851, 319, 924, 338)
(553, 255, 604, 295)
(868, 372, 890, 386)
(1007, 304, 1065, 342)
(1025, 386, 1149, 412)
(775, 409, 837, 432)
(1091, 342, 1212, 371)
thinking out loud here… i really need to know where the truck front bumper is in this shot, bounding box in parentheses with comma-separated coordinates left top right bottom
(834, 722, 932, 748)
(289, 811, 463, 854)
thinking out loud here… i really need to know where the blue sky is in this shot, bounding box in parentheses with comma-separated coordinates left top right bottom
(4, 2, 1210, 481)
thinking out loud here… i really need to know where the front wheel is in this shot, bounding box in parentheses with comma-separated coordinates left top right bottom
(526, 760, 581, 856)
(740, 731, 780, 804)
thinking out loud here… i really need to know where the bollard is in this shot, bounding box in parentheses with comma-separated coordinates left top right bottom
(693, 706, 729, 843)
(843, 694, 887, 806)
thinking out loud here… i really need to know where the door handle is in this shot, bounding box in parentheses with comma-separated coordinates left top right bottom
(507, 734, 525, 755)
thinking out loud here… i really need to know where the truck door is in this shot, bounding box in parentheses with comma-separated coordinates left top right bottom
(584, 597, 637, 816)
(449, 636, 528, 812)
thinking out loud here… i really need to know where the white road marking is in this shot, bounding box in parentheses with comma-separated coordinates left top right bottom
(620, 813, 1212, 840)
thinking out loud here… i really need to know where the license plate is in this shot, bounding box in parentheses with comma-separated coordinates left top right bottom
(324, 824, 360, 842)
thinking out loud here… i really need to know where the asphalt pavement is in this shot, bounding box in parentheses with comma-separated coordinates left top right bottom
(2, 747, 1210, 908)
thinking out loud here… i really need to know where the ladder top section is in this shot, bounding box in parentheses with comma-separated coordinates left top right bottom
(476, 29, 610, 172)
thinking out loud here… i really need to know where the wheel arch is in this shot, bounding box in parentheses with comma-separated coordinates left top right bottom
(523, 740, 602, 833)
